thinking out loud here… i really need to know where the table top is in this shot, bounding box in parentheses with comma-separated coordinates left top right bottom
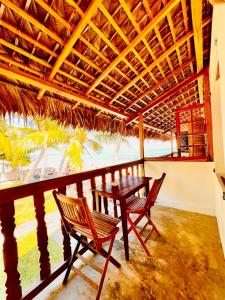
(94, 176, 152, 200)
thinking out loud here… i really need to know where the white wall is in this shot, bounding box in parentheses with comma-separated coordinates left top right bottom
(144, 161, 216, 216)
(209, 4, 225, 256)
(210, 5, 225, 173)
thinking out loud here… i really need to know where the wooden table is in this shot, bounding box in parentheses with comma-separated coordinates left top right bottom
(93, 176, 152, 260)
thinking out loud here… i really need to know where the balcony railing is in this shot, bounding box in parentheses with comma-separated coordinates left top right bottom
(0, 159, 144, 300)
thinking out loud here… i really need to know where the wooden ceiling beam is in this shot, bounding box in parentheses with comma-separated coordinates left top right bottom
(118, 0, 165, 87)
(151, 91, 199, 123)
(37, 0, 102, 99)
(190, 0, 203, 103)
(110, 30, 194, 104)
(0, 63, 128, 119)
(14, 0, 137, 100)
(122, 16, 211, 109)
(133, 120, 164, 132)
(1, 0, 63, 44)
(126, 67, 207, 124)
(160, 101, 201, 129)
(0, 15, 135, 103)
(141, 0, 175, 81)
(0, 19, 101, 83)
(147, 85, 198, 122)
(0, 36, 95, 89)
(86, 0, 180, 95)
(66, 2, 144, 92)
(99, 3, 150, 88)
(181, 0, 193, 72)
(34, 0, 71, 30)
(0, 54, 42, 77)
(125, 57, 195, 110)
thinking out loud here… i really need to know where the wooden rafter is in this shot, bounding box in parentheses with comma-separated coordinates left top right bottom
(147, 85, 198, 120)
(109, 15, 211, 105)
(86, 0, 180, 95)
(0, 0, 129, 103)
(109, 30, 193, 104)
(125, 57, 195, 110)
(37, 0, 102, 99)
(126, 68, 207, 124)
(0, 63, 127, 119)
(141, 0, 176, 81)
(181, 0, 193, 72)
(190, 0, 203, 103)
(151, 91, 199, 124)
(0, 0, 213, 138)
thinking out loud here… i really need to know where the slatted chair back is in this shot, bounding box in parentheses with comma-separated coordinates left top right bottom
(145, 173, 166, 209)
(53, 190, 98, 241)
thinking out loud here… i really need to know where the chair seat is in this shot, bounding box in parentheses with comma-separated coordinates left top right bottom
(72, 211, 120, 238)
(126, 195, 147, 211)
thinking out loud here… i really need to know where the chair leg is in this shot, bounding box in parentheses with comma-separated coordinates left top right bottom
(127, 215, 151, 256)
(139, 219, 149, 235)
(121, 213, 143, 241)
(145, 213, 161, 237)
(63, 239, 81, 284)
(98, 247, 121, 269)
(96, 234, 117, 300)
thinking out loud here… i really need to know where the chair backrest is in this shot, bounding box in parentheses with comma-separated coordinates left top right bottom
(52, 190, 98, 240)
(145, 173, 166, 209)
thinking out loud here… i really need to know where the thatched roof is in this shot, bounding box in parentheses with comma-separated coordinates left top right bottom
(0, 0, 212, 139)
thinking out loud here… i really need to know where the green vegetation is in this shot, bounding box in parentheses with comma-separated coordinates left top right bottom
(14, 191, 57, 226)
(17, 232, 63, 290)
(0, 116, 129, 295)
(0, 117, 103, 182)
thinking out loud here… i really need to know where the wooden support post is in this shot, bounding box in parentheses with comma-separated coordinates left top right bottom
(170, 129, 173, 157)
(176, 111, 181, 156)
(139, 114, 144, 176)
(204, 69, 214, 161)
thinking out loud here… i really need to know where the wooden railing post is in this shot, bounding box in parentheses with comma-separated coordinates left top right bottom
(58, 186, 71, 261)
(76, 182, 83, 197)
(0, 159, 143, 299)
(90, 178, 97, 211)
(0, 202, 22, 300)
(33, 193, 51, 280)
(102, 175, 109, 215)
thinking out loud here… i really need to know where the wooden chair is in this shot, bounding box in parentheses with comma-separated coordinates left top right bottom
(123, 173, 166, 256)
(53, 191, 121, 300)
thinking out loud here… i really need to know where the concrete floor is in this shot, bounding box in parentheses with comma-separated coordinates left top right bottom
(37, 205, 225, 300)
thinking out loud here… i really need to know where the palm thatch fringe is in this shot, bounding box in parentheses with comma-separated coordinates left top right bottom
(0, 83, 168, 140)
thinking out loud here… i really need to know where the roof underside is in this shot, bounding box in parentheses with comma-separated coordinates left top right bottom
(0, 0, 212, 139)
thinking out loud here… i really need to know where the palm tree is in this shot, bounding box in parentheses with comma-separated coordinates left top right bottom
(0, 121, 34, 181)
(94, 132, 129, 163)
(63, 127, 102, 173)
(23, 118, 70, 182)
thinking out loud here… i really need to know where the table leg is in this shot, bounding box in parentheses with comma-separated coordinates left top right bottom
(119, 198, 129, 261)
